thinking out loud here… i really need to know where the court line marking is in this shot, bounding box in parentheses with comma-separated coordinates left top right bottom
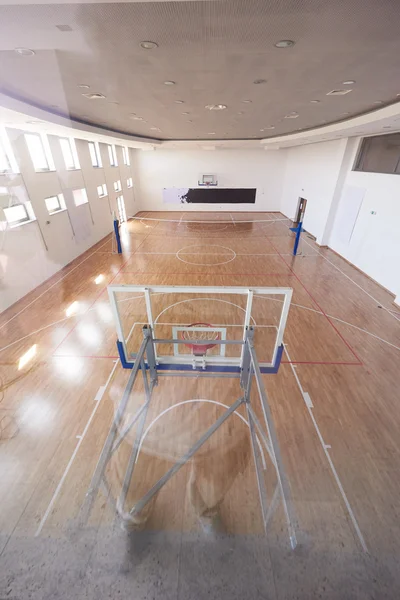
(35, 358, 119, 537)
(267, 237, 363, 365)
(299, 236, 400, 325)
(284, 344, 368, 553)
(135, 399, 267, 469)
(0, 235, 112, 332)
(130, 216, 290, 224)
(153, 298, 258, 326)
(52, 226, 158, 354)
(176, 245, 236, 266)
(119, 272, 294, 276)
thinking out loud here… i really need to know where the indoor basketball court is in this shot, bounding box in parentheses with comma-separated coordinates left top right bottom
(1, 209, 399, 597)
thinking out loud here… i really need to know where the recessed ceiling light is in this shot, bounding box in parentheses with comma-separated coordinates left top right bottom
(174, 100, 184, 104)
(342, 80, 355, 85)
(274, 40, 295, 48)
(182, 111, 189, 115)
(374, 101, 383, 104)
(78, 84, 90, 89)
(242, 100, 252, 103)
(82, 92, 106, 99)
(130, 115, 143, 120)
(205, 104, 227, 110)
(326, 89, 352, 96)
(284, 112, 299, 119)
(140, 41, 158, 50)
(342, 112, 350, 115)
(15, 47, 35, 56)
(253, 79, 267, 85)
(208, 132, 216, 135)
(237, 111, 244, 115)
(383, 126, 391, 129)
(164, 81, 175, 85)
(150, 127, 161, 131)
(310, 100, 320, 103)
(264, 126, 275, 130)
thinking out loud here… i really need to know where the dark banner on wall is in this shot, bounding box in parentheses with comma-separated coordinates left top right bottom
(163, 188, 256, 204)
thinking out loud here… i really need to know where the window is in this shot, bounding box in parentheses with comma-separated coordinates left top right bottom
(25, 133, 55, 172)
(59, 137, 80, 170)
(97, 183, 107, 198)
(73, 188, 88, 206)
(116, 195, 127, 223)
(45, 194, 66, 215)
(354, 133, 400, 174)
(122, 146, 130, 166)
(0, 128, 19, 174)
(3, 202, 35, 227)
(88, 141, 102, 168)
(108, 144, 118, 167)
(114, 180, 122, 192)
(127, 177, 133, 188)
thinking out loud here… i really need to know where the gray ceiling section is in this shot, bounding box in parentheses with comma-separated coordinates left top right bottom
(0, 0, 400, 141)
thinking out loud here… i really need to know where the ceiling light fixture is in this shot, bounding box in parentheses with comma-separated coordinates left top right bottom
(374, 101, 383, 104)
(130, 115, 143, 120)
(208, 132, 216, 135)
(205, 104, 227, 110)
(150, 127, 161, 131)
(264, 126, 275, 130)
(174, 100, 184, 104)
(342, 80, 355, 85)
(140, 41, 158, 50)
(82, 93, 106, 99)
(237, 111, 244, 115)
(274, 40, 295, 48)
(284, 112, 299, 119)
(78, 84, 90, 89)
(182, 111, 189, 115)
(326, 89, 352, 96)
(164, 81, 176, 85)
(253, 79, 267, 85)
(242, 100, 252, 104)
(15, 47, 35, 56)
(310, 100, 320, 103)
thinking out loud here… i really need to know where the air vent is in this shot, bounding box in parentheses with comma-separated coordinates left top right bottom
(56, 24, 72, 32)
(82, 93, 106, 100)
(326, 89, 352, 96)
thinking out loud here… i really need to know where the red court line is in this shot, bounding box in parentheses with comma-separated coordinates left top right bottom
(267, 238, 363, 365)
(52, 226, 158, 354)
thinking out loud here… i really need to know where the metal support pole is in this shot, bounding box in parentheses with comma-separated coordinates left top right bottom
(130, 396, 245, 517)
(248, 340, 298, 549)
(143, 325, 158, 386)
(246, 403, 269, 532)
(80, 336, 149, 523)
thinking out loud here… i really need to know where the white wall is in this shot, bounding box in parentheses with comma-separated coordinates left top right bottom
(134, 148, 286, 212)
(0, 131, 136, 312)
(280, 139, 347, 244)
(329, 167, 400, 301)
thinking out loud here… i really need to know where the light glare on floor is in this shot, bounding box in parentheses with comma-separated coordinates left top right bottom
(18, 344, 37, 370)
(66, 301, 79, 317)
(94, 274, 104, 284)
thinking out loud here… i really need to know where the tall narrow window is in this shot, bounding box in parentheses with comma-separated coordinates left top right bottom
(108, 144, 118, 167)
(59, 137, 80, 170)
(25, 133, 55, 172)
(116, 195, 127, 223)
(73, 188, 88, 206)
(122, 146, 130, 166)
(127, 177, 133, 188)
(113, 180, 122, 192)
(97, 183, 107, 198)
(88, 141, 102, 168)
(0, 128, 19, 174)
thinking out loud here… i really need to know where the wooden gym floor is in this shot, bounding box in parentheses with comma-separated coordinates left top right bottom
(0, 211, 399, 599)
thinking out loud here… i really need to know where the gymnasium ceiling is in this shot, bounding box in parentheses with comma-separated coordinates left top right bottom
(1, 0, 400, 143)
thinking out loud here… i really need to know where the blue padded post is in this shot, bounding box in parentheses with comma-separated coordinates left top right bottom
(113, 218, 122, 254)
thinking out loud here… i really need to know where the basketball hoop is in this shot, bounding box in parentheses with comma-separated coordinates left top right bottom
(181, 323, 221, 356)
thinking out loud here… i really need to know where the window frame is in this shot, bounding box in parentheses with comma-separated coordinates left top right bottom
(113, 180, 122, 192)
(122, 146, 130, 166)
(354, 133, 400, 175)
(108, 144, 118, 167)
(127, 177, 133, 188)
(3, 202, 36, 228)
(25, 133, 55, 172)
(97, 183, 108, 198)
(0, 128, 19, 174)
(45, 193, 66, 215)
(59, 137, 80, 170)
(72, 188, 89, 207)
(88, 141, 102, 168)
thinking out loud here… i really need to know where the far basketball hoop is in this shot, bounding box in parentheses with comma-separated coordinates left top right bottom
(198, 173, 218, 186)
